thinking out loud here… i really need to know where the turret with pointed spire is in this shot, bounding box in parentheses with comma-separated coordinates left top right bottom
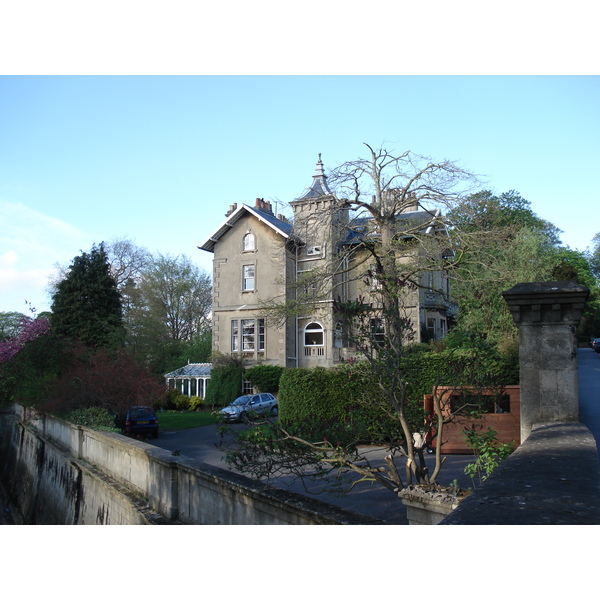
(296, 154, 333, 200)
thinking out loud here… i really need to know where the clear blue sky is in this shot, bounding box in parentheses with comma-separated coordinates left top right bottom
(1, 75, 599, 315)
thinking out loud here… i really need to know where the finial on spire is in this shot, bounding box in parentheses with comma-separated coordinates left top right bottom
(314, 153, 325, 178)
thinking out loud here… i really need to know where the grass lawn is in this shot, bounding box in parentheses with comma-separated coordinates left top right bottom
(157, 411, 217, 430)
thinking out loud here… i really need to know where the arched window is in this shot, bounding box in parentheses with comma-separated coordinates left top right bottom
(243, 233, 255, 252)
(304, 322, 325, 356)
(304, 322, 324, 346)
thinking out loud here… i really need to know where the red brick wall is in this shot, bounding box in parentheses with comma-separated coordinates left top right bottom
(424, 386, 521, 454)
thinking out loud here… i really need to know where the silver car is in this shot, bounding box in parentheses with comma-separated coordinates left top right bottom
(220, 393, 278, 423)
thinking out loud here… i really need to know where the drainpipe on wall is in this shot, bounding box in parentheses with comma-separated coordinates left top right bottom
(295, 244, 299, 368)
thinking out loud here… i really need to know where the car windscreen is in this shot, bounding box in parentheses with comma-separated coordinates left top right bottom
(130, 407, 155, 418)
(231, 396, 252, 406)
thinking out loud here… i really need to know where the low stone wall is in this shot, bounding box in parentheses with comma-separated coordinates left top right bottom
(441, 421, 600, 525)
(0, 405, 380, 525)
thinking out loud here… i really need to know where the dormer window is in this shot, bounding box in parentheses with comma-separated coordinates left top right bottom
(243, 233, 255, 252)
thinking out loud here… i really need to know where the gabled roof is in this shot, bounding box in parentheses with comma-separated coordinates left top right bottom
(164, 363, 212, 378)
(199, 203, 294, 253)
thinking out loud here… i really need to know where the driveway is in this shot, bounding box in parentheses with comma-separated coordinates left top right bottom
(578, 347, 600, 446)
(147, 421, 474, 524)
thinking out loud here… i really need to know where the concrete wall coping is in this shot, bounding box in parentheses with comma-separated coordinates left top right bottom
(441, 421, 600, 524)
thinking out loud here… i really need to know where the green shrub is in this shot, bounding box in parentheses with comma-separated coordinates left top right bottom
(158, 387, 187, 410)
(189, 395, 204, 411)
(161, 391, 204, 411)
(278, 363, 404, 445)
(245, 364, 284, 393)
(173, 393, 191, 411)
(463, 426, 515, 486)
(400, 345, 519, 408)
(63, 406, 119, 431)
(204, 353, 243, 407)
(276, 345, 519, 446)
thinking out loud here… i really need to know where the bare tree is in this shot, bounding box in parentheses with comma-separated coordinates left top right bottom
(104, 238, 152, 290)
(228, 144, 480, 491)
(47, 238, 151, 299)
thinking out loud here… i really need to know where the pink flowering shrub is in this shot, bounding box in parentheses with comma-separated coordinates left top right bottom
(0, 316, 51, 364)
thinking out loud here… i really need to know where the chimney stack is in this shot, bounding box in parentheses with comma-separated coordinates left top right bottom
(255, 198, 273, 215)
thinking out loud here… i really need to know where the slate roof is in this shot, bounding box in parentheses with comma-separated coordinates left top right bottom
(343, 209, 442, 245)
(164, 363, 212, 378)
(295, 154, 333, 200)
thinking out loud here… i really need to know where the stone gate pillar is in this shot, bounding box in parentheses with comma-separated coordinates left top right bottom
(502, 281, 589, 441)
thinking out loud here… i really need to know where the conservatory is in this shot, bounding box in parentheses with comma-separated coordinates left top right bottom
(164, 362, 212, 398)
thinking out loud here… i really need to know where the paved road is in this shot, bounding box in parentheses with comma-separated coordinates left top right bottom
(147, 420, 475, 524)
(578, 347, 600, 446)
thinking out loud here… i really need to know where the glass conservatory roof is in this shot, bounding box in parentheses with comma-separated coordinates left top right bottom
(164, 363, 212, 378)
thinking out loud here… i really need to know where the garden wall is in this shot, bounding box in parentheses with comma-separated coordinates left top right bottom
(425, 385, 521, 453)
(0, 405, 379, 525)
(441, 421, 600, 524)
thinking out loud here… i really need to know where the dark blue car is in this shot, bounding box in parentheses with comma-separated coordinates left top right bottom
(115, 406, 159, 438)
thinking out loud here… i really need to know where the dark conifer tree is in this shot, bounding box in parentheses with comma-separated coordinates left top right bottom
(51, 244, 125, 348)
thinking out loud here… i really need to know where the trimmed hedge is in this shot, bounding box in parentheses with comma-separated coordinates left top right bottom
(401, 346, 519, 406)
(278, 346, 519, 445)
(245, 364, 284, 393)
(278, 362, 404, 445)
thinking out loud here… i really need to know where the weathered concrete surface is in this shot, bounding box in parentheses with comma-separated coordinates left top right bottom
(441, 421, 600, 524)
(502, 281, 589, 440)
(0, 405, 382, 525)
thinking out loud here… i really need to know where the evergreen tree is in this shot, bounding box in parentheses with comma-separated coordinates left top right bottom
(51, 244, 125, 348)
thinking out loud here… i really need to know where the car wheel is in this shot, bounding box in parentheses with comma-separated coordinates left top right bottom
(271, 406, 278, 417)
(240, 412, 249, 423)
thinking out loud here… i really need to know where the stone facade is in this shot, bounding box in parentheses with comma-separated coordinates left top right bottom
(199, 157, 456, 369)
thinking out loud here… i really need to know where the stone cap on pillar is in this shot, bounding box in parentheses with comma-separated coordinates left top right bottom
(502, 281, 589, 326)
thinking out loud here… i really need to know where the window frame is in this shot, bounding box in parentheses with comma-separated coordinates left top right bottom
(304, 322, 324, 347)
(370, 317, 385, 348)
(257, 318, 265, 351)
(242, 264, 255, 291)
(231, 319, 239, 352)
(237, 318, 265, 353)
(241, 319, 256, 351)
(334, 321, 343, 348)
(427, 317, 436, 339)
(243, 232, 256, 252)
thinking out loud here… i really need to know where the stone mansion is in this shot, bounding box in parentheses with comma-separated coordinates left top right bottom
(199, 156, 456, 369)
